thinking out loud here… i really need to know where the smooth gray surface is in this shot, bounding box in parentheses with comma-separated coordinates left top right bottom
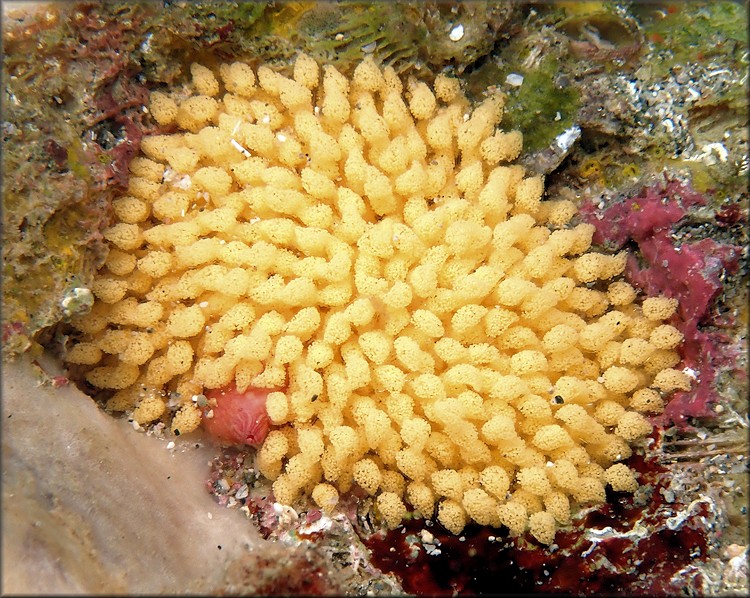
(1, 355, 261, 594)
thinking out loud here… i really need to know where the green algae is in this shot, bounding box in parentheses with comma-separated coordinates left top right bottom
(635, 1, 748, 73)
(498, 56, 582, 154)
(248, 2, 426, 73)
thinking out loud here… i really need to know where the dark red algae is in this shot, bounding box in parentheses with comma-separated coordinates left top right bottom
(362, 451, 711, 596)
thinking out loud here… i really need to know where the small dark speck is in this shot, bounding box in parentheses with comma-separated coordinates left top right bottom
(7, 414, 11, 418)
(311, 394, 318, 402)
(218, 545, 222, 550)
(167, 475, 171, 480)
(174, 429, 181, 436)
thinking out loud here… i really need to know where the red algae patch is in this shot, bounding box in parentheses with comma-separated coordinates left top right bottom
(579, 179, 743, 427)
(362, 454, 713, 596)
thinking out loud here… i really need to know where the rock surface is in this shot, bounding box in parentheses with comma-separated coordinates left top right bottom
(1, 355, 261, 594)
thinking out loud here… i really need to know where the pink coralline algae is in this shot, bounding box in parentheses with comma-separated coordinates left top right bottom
(579, 179, 743, 427)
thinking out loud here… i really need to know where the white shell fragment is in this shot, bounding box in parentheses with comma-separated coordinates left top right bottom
(505, 73, 524, 87)
(449, 24, 464, 42)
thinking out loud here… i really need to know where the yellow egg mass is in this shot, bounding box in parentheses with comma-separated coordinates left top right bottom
(66, 54, 687, 544)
